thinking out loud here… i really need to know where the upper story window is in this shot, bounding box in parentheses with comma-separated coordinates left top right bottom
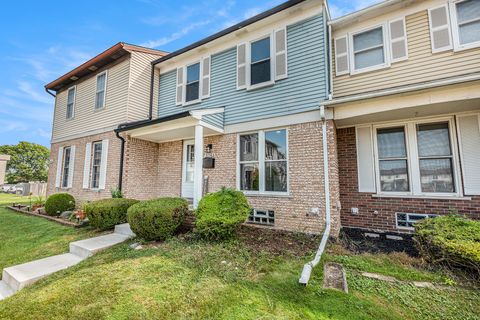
(335, 18, 408, 75)
(237, 28, 288, 90)
(238, 129, 288, 194)
(185, 63, 200, 103)
(250, 37, 272, 86)
(175, 57, 211, 106)
(95, 71, 107, 110)
(66, 87, 75, 119)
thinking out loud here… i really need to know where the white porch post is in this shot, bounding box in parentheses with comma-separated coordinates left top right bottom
(193, 124, 204, 208)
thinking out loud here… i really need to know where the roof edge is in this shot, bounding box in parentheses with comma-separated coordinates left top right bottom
(329, 0, 401, 26)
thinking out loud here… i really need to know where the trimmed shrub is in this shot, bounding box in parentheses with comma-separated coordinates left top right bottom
(414, 215, 480, 278)
(127, 197, 188, 241)
(44, 193, 75, 216)
(195, 187, 251, 241)
(85, 198, 139, 230)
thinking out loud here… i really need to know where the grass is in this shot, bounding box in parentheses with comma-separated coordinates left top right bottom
(0, 192, 478, 319)
(0, 193, 96, 271)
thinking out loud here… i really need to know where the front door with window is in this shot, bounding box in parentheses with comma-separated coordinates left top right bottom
(181, 140, 195, 199)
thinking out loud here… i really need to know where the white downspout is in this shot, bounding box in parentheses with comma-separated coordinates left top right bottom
(299, 105, 331, 286)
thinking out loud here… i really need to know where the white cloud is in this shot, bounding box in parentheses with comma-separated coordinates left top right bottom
(329, 0, 383, 18)
(141, 20, 213, 48)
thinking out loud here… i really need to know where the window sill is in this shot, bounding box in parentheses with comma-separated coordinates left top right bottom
(372, 194, 471, 201)
(183, 99, 202, 107)
(243, 192, 292, 198)
(246, 81, 274, 91)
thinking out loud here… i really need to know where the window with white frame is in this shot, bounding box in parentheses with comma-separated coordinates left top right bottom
(95, 72, 107, 110)
(375, 120, 458, 196)
(352, 26, 387, 72)
(61, 146, 72, 188)
(250, 36, 272, 86)
(66, 87, 75, 119)
(90, 141, 103, 189)
(451, 0, 480, 49)
(239, 129, 288, 193)
(185, 62, 200, 103)
(396, 213, 436, 229)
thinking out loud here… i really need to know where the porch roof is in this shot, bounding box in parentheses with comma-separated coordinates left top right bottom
(115, 108, 224, 143)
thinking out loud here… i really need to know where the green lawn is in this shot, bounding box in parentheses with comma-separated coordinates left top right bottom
(0, 193, 96, 271)
(0, 193, 479, 319)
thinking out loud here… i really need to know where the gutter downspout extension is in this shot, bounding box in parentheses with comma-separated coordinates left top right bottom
(299, 105, 331, 286)
(115, 130, 126, 192)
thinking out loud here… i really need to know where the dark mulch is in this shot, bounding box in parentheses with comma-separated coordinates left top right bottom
(340, 228, 418, 256)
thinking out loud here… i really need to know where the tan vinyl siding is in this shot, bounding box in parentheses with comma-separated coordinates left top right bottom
(126, 51, 159, 122)
(333, 10, 480, 98)
(52, 58, 130, 141)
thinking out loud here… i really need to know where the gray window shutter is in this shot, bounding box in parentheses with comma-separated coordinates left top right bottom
(428, 5, 452, 53)
(67, 145, 75, 189)
(83, 143, 92, 189)
(237, 43, 247, 90)
(457, 114, 480, 195)
(274, 28, 288, 80)
(176, 67, 184, 105)
(55, 146, 64, 188)
(98, 139, 109, 190)
(335, 36, 349, 75)
(389, 18, 408, 62)
(201, 56, 211, 99)
(356, 126, 376, 193)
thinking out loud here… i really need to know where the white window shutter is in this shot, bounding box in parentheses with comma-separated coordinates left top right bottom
(83, 143, 92, 189)
(201, 56, 211, 99)
(335, 36, 349, 75)
(389, 18, 408, 62)
(55, 147, 64, 188)
(428, 5, 453, 53)
(237, 43, 247, 90)
(356, 126, 376, 192)
(67, 146, 75, 189)
(176, 67, 184, 106)
(98, 139, 109, 190)
(457, 115, 480, 195)
(274, 28, 288, 80)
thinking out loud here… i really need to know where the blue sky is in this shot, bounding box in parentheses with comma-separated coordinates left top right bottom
(0, 0, 379, 147)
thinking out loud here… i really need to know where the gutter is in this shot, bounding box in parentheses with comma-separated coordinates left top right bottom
(148, 64, 155, 120)
(45, 88, 56, 98)
(299, 105, 331, 285)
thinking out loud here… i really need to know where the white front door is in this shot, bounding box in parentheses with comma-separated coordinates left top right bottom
(181, 140, 195, 199)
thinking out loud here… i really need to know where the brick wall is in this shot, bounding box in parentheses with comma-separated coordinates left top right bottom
(47, 131, 121, 204)
(337, 127, 480, 232)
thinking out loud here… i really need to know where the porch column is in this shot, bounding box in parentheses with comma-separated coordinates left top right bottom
(193, 124, 204, 208)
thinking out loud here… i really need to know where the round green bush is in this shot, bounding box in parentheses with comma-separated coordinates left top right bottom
(85, 198, 139, 230)
(415, 215, 480, 278)
(45, 193, 75, 216)
(195, 187, 251, 241)
(127, 197, 188, 241)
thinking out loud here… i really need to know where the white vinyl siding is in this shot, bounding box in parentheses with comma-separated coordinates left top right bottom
(356, 126, 376, 192)
(66, 86, 76, 119)
(95, 71, 107, 110)
(457, 114, 480, 195)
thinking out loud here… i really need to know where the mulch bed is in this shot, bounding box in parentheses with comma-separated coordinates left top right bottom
(6, 205, 83, 228)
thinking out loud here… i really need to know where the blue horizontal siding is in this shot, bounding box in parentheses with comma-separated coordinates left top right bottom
(158, 13, 327, 125)
(203, 113, 224, 129)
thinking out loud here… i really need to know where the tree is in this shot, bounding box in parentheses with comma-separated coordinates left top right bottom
(0, 142, 50, 184)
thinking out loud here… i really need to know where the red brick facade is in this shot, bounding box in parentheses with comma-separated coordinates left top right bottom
(337, 127, 480, 232)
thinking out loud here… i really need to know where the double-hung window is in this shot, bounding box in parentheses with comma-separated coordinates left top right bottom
(351, 26, 387, 73)
(250, 37, 272, 86)
(374, 119, 458, 196)
(239, 129, 288, 193)
(95, 72, 107, 110)
(61, 147, 72, 188)
(90, 141, 103, 189)
(185, 63, 200, 103)
(66, 87, 75, 119)
(450, 0, 480, 50)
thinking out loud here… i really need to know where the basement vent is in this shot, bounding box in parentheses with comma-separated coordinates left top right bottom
(248, 209, 275, 226)
(396, 213, 436, 230)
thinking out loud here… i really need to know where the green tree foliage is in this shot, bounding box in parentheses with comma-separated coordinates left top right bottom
(0, 142, 50, 183)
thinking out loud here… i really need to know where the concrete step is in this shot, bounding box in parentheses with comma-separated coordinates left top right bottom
(114, 223, 136, 237)
(0, 280, 15, 300)
(70, 233, 131, 259)
(2, 253, 84, 292)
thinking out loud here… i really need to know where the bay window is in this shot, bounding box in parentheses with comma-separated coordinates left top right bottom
(239, 129, 288, 193)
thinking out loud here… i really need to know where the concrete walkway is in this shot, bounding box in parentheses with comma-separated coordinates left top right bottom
(0, 223, 135, 301)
